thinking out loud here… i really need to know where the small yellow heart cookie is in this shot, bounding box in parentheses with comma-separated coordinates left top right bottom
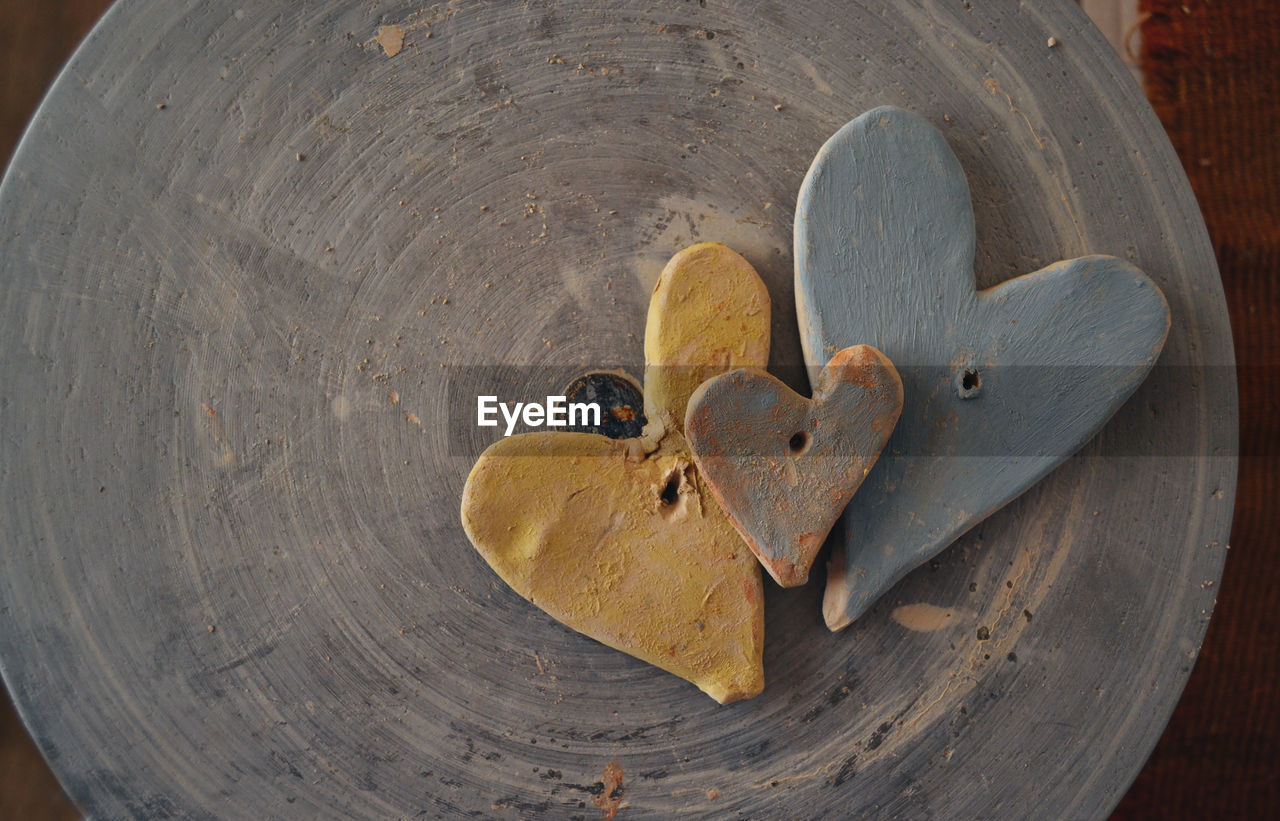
(461, 243, 769, 703)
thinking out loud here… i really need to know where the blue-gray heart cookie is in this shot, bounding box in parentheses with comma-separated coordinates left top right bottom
(795, 106, 1170, 630)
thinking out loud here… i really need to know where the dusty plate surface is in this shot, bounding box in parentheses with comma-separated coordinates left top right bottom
(0, 1, 1235, 818)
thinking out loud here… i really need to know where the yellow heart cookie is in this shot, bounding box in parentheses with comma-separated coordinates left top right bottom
(644, 242, 772, 431)
(461, 243, 769, 703)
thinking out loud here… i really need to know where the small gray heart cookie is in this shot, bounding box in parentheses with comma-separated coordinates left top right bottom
(685, 346, 902, 588)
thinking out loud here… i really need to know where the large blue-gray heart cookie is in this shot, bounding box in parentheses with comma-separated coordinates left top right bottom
(795, 106, 1170, 631)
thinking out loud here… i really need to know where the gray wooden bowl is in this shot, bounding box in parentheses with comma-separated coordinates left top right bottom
(0, 1, 1235, 817)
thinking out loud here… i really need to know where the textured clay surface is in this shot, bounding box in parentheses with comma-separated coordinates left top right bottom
(0, 2, 1234, 817)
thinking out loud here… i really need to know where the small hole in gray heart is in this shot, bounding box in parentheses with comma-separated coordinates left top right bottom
(789, 431, 812, 455)
(957, 368, 982, 399)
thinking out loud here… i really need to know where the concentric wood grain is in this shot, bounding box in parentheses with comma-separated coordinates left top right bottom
(0, 1, 1235, 818)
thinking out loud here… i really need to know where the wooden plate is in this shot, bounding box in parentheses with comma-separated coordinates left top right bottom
(0, 1, 1236, 817)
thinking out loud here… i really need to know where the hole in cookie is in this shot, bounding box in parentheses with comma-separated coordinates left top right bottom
(657, 466, 691, 521)
(788, 431, 811, 455)
(957, 368, 982, 399)
(660, 474, 681, 506)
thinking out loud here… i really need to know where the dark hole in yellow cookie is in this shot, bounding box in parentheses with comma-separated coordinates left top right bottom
(660, 474, 681, 506)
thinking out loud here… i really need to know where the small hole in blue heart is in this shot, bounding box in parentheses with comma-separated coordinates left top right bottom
(789, 431, 811, 455)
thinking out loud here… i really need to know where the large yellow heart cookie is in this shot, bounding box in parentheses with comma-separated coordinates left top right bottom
(461, 243, 769, 703)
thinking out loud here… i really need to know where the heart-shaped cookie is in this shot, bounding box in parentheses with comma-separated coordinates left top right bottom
(795, 107, 1170, 630)
(461, 242, 770, 703)
(684, 346, 902, 588)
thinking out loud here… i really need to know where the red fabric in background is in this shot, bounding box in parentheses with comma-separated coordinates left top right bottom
(1113, 1, 1280, 818)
